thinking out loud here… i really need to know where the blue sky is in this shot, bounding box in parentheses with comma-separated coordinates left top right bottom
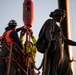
(69, 0, 76, 75)
(0, 0, 76, 75)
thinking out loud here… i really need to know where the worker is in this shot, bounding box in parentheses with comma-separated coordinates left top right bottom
(5, 20, 23, 49)
(23, 29, 37, 75)
(0, 19, 24, 75)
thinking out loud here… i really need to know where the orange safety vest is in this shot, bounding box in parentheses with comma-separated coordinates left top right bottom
(5, 30, 14, 43)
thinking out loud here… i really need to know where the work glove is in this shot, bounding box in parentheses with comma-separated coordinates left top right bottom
(20, 26, 26, 30)
(28, 29, 34, 38)
(29, 29, 33, 34)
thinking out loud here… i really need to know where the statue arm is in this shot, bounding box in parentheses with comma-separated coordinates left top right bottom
(63, 36, 76, 46)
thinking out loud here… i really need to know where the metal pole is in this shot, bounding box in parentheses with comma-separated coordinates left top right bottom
(58, 0, 69, 57)
(7, 43, 12, 75)
(58, 0, 73, 72)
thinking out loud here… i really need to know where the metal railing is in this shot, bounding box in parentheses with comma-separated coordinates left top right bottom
(0, 42, 28, 75)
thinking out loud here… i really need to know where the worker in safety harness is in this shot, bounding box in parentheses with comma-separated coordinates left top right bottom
(21, 29, 38, 75)
(0, 19, 24, 75)
(4, 20, 23, 49)
(27, 30, 38, 75)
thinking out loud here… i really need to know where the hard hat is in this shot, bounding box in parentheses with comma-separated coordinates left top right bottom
(8, 20, 17, 26)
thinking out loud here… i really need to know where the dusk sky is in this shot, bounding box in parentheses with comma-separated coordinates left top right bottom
(0, 0, 76, 75)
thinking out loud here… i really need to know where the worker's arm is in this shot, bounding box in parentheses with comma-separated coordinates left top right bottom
(16, 26, 26, 32)
(10, 31, 23, 49)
